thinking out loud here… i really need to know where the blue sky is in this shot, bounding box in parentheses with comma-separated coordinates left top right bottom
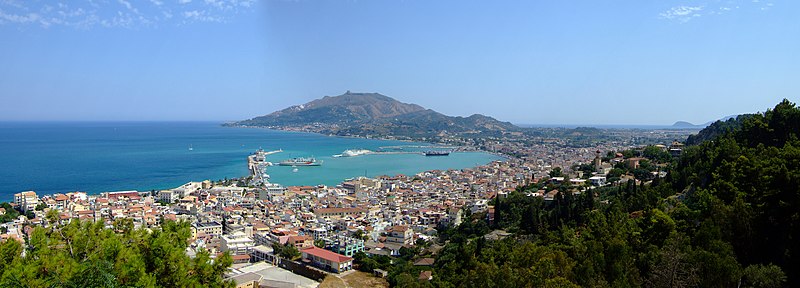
(0, 0, 797, 125)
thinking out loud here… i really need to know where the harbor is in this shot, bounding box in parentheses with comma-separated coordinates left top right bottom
(248, 148, 283, 185)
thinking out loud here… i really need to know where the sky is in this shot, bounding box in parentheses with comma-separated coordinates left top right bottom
(0, 0, 798, 125)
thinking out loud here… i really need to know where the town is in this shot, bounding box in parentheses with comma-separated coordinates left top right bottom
(0, 128, 693, 288)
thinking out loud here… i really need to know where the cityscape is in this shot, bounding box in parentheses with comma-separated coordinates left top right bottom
(1, 1, 798, 287)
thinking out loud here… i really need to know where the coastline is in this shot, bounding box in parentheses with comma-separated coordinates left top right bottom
(2, 122, 507, 201)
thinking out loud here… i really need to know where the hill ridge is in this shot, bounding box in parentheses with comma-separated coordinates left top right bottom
(230, 91, 518, 138)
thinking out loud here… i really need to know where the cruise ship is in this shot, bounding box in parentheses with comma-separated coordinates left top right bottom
(279, 157, 322, 166)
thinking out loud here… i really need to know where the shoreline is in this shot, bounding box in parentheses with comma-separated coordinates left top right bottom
(2, 123, 509, 202)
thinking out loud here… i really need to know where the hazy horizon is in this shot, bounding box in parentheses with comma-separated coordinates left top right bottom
(1, 0, 797, 125)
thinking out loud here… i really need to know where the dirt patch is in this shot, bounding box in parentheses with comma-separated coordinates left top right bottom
(319, 271, 389, 288)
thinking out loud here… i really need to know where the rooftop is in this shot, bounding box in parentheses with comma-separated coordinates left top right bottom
(301, 246, 352, 263)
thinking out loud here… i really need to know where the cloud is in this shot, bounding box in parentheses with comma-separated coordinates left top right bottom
(660, 1, 776, 22)
(660, 5, 703, 23)
(0, 10, 40, 24)
(0, 0, 255, 29)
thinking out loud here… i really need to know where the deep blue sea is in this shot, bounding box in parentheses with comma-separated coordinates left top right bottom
(0, 122, 502, 201)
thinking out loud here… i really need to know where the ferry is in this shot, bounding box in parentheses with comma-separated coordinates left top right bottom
(424, 151, 450, 156)
(279, 157, 322, 166)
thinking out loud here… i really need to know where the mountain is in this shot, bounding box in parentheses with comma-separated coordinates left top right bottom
(230, 91, 518, 138)
(673, 115, 740, 129)
(671, 121, 702, 128)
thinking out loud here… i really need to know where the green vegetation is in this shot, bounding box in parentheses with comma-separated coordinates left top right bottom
(361, 100, 798, 287)
(0, 202, 21, 223)
(0, 220, 234, 287)
(272, 242, 301, 260)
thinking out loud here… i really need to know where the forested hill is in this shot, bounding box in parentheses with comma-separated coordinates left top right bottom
(228, 91, 519, 138)
(377, 99, 798, 287)
(669, 99, 800, 285)
(684, 113, 756, 145)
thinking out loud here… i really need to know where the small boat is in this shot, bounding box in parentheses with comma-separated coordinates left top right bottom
(279, 157, 322, 166)
(189, 144, 194, 151)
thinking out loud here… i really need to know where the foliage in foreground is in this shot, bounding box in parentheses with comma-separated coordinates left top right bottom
(0, 220, 234, 288)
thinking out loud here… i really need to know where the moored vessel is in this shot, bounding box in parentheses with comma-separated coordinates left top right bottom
(279, 157, 322, 166)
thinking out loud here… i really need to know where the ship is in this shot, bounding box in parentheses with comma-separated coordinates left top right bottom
(279, 157, 322, 166)
(424, 151, 450, 156)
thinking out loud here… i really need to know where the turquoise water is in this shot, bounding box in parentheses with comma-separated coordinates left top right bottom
(0, 122, 502, 201)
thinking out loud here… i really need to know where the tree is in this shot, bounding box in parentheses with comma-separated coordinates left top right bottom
(0, 220, 234, 287)
(646, 234, 698, 288)
(549, 167, 564, 178)
(34, 203, 47, 211)
(45, 209, 59, 226)
(314, 239, 326, 248)
(741, 264, 786, 288)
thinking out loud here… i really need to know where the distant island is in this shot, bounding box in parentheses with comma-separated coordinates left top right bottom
(226, 91, 519, 139)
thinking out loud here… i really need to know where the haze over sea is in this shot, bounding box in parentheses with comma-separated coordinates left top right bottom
(0, 122, 501, 201)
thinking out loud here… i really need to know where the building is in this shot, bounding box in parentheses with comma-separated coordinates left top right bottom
(313, 207, 366, 218)
(221, 232, 256, 255)
(158, 190, 180, 204)
(249, 245, 276, 263)
(589, 176, 607, 186)
(192, 221, 223, 238)
(386, 225, 413, 245)
(287, 235, 313, 249)
(14, 191, 38, 213)
(300, 246, 353, 273)
(329, 235, 365, 257)
(227, 272, 261, 288)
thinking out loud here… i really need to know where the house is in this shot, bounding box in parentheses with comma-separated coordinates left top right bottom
(626, 157, 645, 169)
(413, 258, 435, 266)
(386, 225, 413, 245)
(589, 176, 607, 186)
(287, 235, 313, 249)
(419, 271, 433, 281)
(300, 246, 353, 273)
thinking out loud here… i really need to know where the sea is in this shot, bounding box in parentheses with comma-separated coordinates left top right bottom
(0, 122, 503, 201)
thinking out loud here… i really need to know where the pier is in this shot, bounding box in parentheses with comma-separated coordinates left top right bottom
(248, 149, 282, 184)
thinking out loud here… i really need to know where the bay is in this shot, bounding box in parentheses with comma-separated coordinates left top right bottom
(0, 122, 502, 201)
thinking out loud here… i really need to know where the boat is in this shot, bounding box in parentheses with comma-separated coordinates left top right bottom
(189, 144, 193, 151)
(279, 157, 322, 166)
(424, 151, 450, 156)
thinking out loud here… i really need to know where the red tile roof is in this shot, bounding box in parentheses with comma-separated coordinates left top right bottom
(301, 246, 352, 263)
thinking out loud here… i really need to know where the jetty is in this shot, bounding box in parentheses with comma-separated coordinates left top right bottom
(248, 148, 282, 184)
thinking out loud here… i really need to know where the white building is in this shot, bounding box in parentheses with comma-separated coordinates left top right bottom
(589, 176, 607, 186)
(14, 191, 38, 212)
(222, 231, 256, 255)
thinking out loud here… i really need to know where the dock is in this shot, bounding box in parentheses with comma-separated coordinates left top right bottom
(248, 149, 282, 184)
